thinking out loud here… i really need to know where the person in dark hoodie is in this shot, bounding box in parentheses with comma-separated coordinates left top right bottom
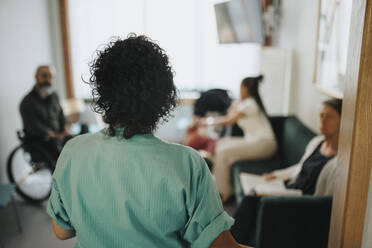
(20, 65, 70, 162)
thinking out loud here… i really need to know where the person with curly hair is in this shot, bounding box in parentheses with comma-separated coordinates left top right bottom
(46, 34, 251, 248)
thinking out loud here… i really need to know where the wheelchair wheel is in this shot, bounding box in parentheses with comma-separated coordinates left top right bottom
(7, 144, 54, 203)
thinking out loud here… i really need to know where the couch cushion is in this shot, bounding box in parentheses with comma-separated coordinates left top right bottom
(279, 116, 316, 166)
(233, 155, 282, 204)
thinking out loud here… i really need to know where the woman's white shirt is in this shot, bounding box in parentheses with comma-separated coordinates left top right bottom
(235, 98, 275, 142)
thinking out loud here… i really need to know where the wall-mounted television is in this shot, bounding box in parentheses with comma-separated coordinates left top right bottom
(214, 0, 265, 44)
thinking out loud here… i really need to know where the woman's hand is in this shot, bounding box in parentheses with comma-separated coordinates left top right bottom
(200, 109, 245, 127)
(51, 219, 76, 240)
(263, 173, 277, 181)
(187, 118, 201, 131)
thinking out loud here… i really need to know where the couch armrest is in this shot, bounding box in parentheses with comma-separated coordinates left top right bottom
(256, 195, 332, 248)
(231, 196, 261, 247)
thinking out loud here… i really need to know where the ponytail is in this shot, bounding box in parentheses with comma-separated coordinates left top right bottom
(256, 75, 264, 82)
(241, 75, 267, 116)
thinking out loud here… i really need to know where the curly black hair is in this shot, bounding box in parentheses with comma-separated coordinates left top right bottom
(88, 34, 178, 139)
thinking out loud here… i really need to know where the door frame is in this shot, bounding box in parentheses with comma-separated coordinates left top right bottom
(328, 0, 372, 247)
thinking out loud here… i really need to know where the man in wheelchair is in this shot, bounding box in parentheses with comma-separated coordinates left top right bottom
(19, 65, 71, 164)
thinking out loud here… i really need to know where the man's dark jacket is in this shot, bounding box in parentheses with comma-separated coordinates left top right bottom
(20, 87, 66, 140)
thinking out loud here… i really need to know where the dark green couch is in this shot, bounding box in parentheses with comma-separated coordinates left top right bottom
(232, 116, 316, 204)
(231, 195, 332, 248)
(230, 116, 333, 248)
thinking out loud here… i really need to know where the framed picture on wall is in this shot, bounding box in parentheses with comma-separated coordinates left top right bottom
(313, 0, 353, 99)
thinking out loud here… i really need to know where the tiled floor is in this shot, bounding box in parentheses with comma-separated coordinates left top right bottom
(0, 198, 236, 248)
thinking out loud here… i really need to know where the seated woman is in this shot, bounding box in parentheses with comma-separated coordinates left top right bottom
(231, 98, 342, 246)
(263, 98, 342, 195)
(46, 35, 251, 248)
(201, 76, 278, 202)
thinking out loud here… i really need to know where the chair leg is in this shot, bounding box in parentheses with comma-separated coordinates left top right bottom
(10, 196, 22, 233)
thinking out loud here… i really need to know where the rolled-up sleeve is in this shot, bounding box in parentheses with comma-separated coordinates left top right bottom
(47, 179, 74, 230)
(182, 153, 234, 247)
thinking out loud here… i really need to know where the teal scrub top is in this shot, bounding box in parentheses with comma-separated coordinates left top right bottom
(47, 129, 234, 248)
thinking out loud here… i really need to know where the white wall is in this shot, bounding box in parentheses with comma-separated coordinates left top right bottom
(277, 0, 328, 132)
(201, 0, 262, 96)
(0, 0, 64, 182)
(68, 0, 262, 99)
